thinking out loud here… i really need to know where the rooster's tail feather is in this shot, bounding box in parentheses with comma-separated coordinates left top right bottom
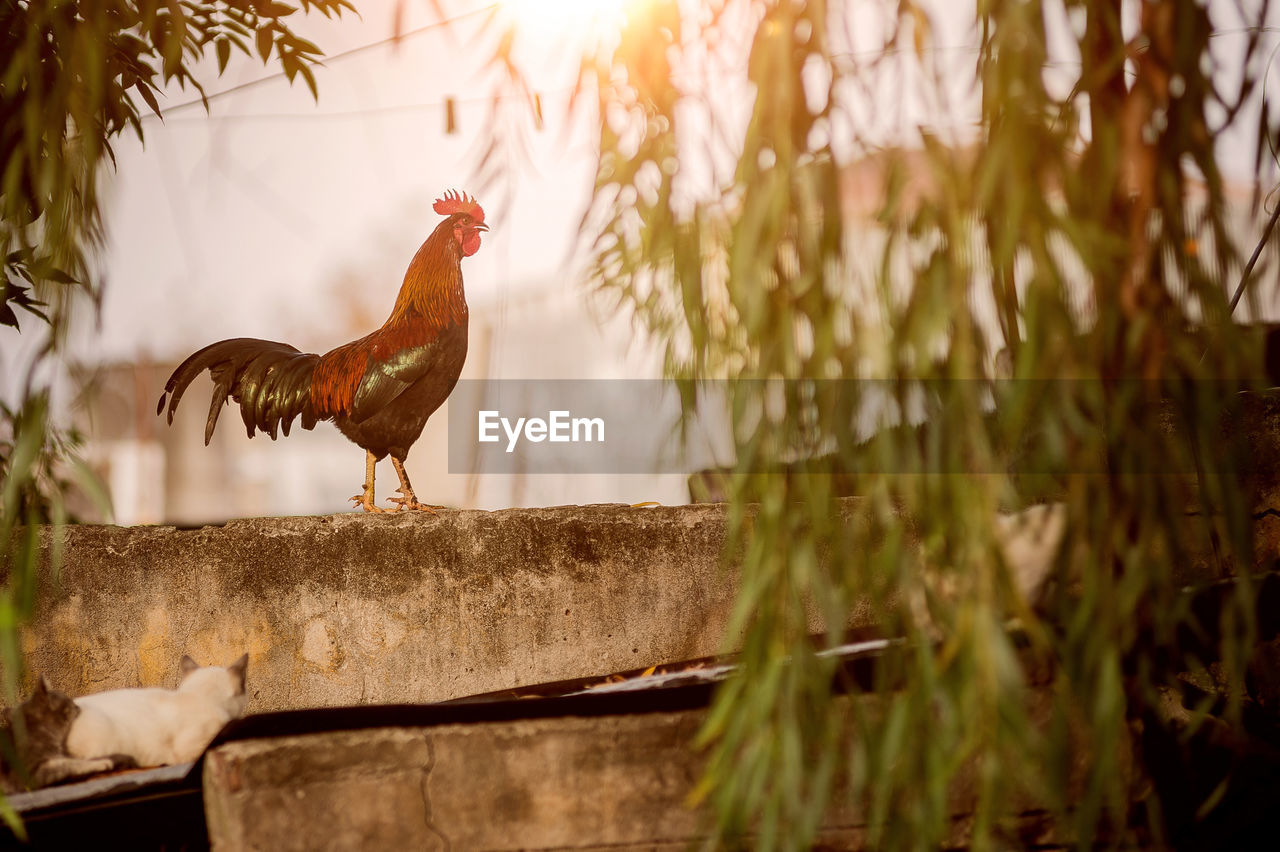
(157, 338, 322, 444)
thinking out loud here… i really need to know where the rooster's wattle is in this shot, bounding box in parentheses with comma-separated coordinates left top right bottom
(157, 190, 486, 513)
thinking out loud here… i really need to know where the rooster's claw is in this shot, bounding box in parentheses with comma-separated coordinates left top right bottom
(386, 490, 438, 514)
(350, 493, 386, 514)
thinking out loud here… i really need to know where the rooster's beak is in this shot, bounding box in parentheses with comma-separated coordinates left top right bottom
(474, 223, 489, 232)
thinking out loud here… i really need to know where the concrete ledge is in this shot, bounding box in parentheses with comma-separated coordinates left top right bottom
(17, 494, 1272, 714)
(199, 692, 1083, 851)
(21, 505, 746, 710)
(203, 714, 716, 850)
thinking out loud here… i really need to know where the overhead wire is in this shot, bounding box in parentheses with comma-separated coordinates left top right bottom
(153, 24, 1280, 126)
(145, 3, 499, 120)
(156, 89, 560, 125)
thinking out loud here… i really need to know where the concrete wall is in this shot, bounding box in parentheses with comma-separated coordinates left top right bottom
(17, 484, 1277, 714)
(21, 505, 748, 711)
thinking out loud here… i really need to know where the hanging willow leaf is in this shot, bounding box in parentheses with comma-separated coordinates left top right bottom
(430, 0, 1279, 846)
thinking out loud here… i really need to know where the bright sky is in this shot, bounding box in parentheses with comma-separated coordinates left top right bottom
(76, 1, 608, 368)
(9, 0, 1280, 377)
(67, 0, 940, 369)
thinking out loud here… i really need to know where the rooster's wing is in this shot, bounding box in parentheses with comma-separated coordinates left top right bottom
(348, 324, 468, 424)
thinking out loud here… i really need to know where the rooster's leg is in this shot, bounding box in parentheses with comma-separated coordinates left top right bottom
(350, 450, 385, 513)
(387, 456, 438, 514)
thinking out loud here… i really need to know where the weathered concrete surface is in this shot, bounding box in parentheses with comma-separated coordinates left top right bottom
(200, 698, 1082, 851)
(202, 711, 857, 851)
(14, 494, 1274, 714)
(18, 505, 769, 710)
(203, 714, 716, 851)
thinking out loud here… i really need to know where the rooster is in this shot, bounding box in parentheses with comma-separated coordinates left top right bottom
(157, 190, 486, 513)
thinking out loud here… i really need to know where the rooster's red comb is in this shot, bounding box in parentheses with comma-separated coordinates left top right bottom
(433, 190, 484, 223)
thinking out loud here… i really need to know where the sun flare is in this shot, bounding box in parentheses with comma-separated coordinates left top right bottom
(499, 0, 633, 40)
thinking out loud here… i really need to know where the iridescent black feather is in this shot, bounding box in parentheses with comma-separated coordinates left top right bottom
(156, 338, 321, 444)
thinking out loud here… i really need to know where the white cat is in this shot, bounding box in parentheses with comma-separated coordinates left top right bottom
(63, 654, 249, 768)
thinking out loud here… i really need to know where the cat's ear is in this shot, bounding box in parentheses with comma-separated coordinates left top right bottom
(35, 675, 51, 696)
(228, 654, 248, 692)
(180, 655, 200, 677)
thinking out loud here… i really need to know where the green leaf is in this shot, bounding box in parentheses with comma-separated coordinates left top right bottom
(256, 26, 272, 63)
(0, 793, 25, 842)
(67, 457, 113, 522)
(40, 268, 77, 285)
(134, 80, 162, 118)
(215, 37, 231, 73)
(298, 62, 318, 101)
(290, 35, 321, 57)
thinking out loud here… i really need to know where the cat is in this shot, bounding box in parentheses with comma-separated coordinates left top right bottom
(63, 654, 249, 769)
(0, 654, 248, 791)
(0, 677, 122, 793)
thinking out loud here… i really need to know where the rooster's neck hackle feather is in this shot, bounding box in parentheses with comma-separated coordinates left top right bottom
(387, 221, 469, 329)
(309, 218, 470, 417)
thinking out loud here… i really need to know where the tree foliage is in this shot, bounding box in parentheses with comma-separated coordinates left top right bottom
(0, 0, 352, 333)
(0, 0, 349, 827)
(469, 0, 1280, 846)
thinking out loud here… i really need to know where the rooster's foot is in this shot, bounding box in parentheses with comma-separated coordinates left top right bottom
(350, 493, 386, 514)
(386, 489, 438, 514)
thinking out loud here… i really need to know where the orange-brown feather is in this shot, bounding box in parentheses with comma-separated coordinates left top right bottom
(310, 221, 468, 416)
